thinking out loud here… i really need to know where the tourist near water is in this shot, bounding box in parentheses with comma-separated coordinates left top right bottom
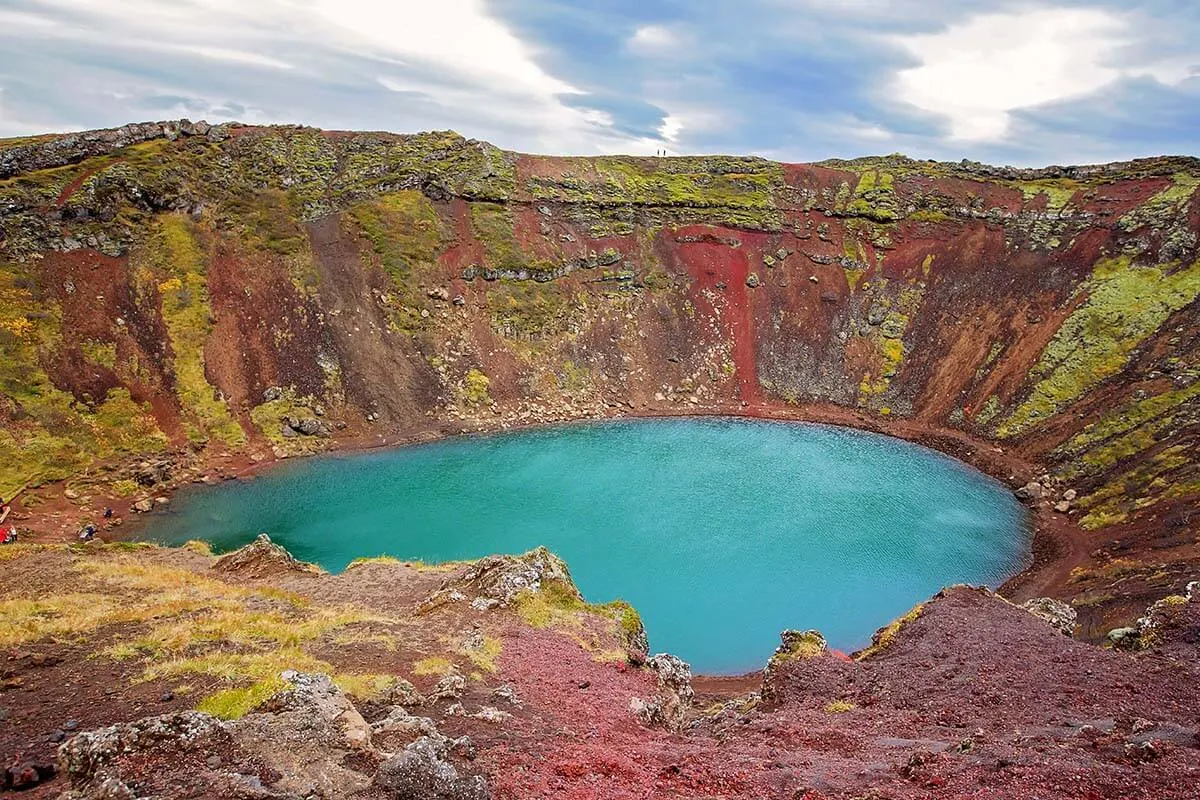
(141, 418, 1029, 673)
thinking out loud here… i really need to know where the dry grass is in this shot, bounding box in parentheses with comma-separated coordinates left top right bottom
(2, 549, 399, 720)
(412, 656, 456, 676)
(460, 635, 503, 674)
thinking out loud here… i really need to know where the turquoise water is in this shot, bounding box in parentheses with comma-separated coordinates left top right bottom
(141, 418, 1029, 674)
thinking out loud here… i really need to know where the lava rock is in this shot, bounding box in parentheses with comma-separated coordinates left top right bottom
(373, 736, 488, 800)
(1022, 597, 1078, 636)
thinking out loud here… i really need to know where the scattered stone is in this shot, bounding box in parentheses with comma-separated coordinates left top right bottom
(4, 762, 55, 791)
(385, 679, 426, 708)
(1022, 597, 1077, 636)
(1054, 500, 1072, 513)
(470, 597, 500, 612)
(131, 498, 154, 514)
(808, 275, 819, 283)
(372, 708, 439, 738)
(205, 754, 222, 770)
(64, 488, 80, 500)
(820, 291, 839, 303)
(282, 416, 331, 438)
(49, 729, 66, 743)
(65, 719, 79, 731)
(58, 711, 226, 790)
(452, 295, 466, 306)
(160, 691, 174, 703)
(491, 685, 521, 706)
(428, 287, 451, 301)
(745, 272, 761, 288)
(430, 674, 466, 703)
(154, 496, 170, 506)
(472, 706, 510, 724)
(1014, 481, 1046, 502)
(633, 654, 694, 730)
(1063, 489, 1077, 501)
(373, 736, 488, 800)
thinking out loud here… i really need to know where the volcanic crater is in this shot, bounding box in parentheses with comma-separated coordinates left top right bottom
(0, 120, 1198, 799)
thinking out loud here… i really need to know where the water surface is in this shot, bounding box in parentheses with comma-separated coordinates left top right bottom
(143, 418, 1029, 673)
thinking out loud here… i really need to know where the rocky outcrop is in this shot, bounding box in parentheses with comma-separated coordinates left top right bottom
(57, 672, 489, 800)
(57, 711, 231, 798)
(213, 534, 322, 579)
(1022, 597, 1078, 636)
(421, 546, 579, 612)
(630, 653, 694, 730)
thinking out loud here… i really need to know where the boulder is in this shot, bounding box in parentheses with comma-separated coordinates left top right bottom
(231, 672, 375, 797)
(373, 736, 488, 800)
(131, 498, 154, 514)
(632, 654, 694, 730)
(430, 673, 466, 702)
(1014, 481, 1046, 502)
(58, 711, 227, 790)
(1108, 627, 1141, 650)
(1021, 597, 1077, 636)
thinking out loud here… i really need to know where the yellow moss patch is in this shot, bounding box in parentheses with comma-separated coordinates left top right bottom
(461, 635, 503, 674)
(856, 603, 925, 660)
(412, 656, 456, 677)
(825, 700, 856, 713)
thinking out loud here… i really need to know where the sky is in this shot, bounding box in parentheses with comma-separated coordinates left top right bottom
(0, 0, 1197, 166)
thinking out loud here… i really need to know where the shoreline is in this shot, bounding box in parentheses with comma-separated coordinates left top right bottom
(10, 400, 1088, 615)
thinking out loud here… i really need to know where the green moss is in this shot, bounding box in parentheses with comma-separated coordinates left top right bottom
(1058, 383, 1200, 476)
(348, 191, 449, 334)
(1000, 257, 1200, 437)
(249, 389, 326, 453)
(462, 369, 491, 406)
(528, 156, 784, 230)
(487, 280, 569, 339)
(845, 170, 901, 222)
(460, 634, 503, 673)
(1119, 173, 1200, 232)
(196, 677, 285, 720)
(774, 631, 827, 661)
(597, 599, 644, 645)
(974, 396, 1002, 426)
(857, 603, 925, 660)
(470, 201, 525, 273)
(413, 656, 457, 676)
(1013, 180, 1079, 212)
(144, 216, 246, 447)
(0, 262, 168, 488)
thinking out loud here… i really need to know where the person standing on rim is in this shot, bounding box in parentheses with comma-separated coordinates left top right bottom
(0, 482, 28, 527)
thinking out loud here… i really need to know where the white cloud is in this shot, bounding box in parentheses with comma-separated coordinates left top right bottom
(628, 24, 679, 53)
(171, 45, 294, 70)
(0, 0, 670, 154)
(658, 114, 683, 142)
(891, 7, 1194, 142)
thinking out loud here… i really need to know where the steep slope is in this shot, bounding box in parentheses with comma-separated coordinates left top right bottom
(1, 121, 1198, 633)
